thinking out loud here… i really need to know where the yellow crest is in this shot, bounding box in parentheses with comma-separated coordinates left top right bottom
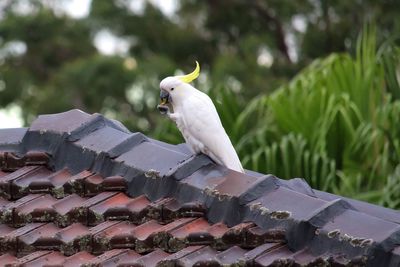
(179, 61, 200, 83)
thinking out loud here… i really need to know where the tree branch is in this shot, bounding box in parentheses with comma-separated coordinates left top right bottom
(251, 0, 292, 63)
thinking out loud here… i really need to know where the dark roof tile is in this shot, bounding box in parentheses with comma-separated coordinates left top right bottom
(216, 245, 248, 265)
(29, 110, 92, 134)
(62, 251, 96, 267)
(242, 242, 285, 263)
(74, 126, 132, 154)
(246, 226, 286, 247)
(389, 246, 400, 266)
(0, 109, 399, 266)
(22, 251, 66, 267)
(131, 249, 170, 267)
(0, 166, 44, 199)
(314, 209, 400, 259)
(82, 249, 132, 267)
(18, 223, 64, 254)
(0, 128, 28, 151)
(92, 221, 136, 254)
(7, 251, 52, 266)
(254, 245, 297, 267)
(157, 245, 204, 266)
(0, 151, 49, 172)
(172, 246, 219, 266)
(115, 141, 189, 178)
(248, 187, 327, 222)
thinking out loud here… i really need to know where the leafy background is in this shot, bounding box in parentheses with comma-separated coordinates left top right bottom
(1, 0, 400, 208)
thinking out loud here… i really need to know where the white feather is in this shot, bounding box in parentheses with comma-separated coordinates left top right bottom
(162, 81, 244, 173)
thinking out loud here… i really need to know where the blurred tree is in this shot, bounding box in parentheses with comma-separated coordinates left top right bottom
(0, 0, 399, 133)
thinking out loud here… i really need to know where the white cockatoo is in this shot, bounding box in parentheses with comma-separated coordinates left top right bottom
(157, 62, 244, 173)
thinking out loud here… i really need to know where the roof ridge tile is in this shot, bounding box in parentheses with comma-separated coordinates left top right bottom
(0, 109, 399, 265)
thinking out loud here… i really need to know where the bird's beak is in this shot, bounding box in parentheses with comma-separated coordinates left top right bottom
(158, 90, 171, 114)
(160, 90, 170, 105)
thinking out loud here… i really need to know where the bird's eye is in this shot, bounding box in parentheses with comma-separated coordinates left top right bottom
(171, 88, 174, 91)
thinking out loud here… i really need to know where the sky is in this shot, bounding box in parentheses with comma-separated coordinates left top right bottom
(0, 0, 177, 129)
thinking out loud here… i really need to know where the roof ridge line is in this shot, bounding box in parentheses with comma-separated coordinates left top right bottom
(1, 109, 400, 264)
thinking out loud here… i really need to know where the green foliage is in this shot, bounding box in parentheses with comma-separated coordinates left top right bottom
(382, 165, 400, 208)
(239, 27, 400, 206)
(1, 1, 400, 208)
(155, 26, 400, 207)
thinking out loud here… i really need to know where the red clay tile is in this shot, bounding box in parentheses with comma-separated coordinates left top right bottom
(82, 249, 133, 267)
(18, 223, 63, 255)
(0, 196, 11, 209)
(168, 218, 213, 251)
(246, 226, 286, 247)
(81, 192, 119, 225)
(0, 170, 9, 177)
(148, 198, 205, 223)
(92, 249, 141, 267)
(83, 174, 106, 196)
(0, 166, 43, 199)
(6, 251, 52, 266)
(221, 222, 255, 247)
(89, 193, 152, 225)
(1, 223, 45, 255)
(89, 220, 121, 236)
(153, 218, 196, 252)
(129, 248, 170, 267)
(1, 109, 398, 267)
(291, 248, 329, 265)
(0, 253, 17, 265)
(208, 222, 230, 237)
(242, 243, 286, 263)
(0, 152, 49, 172)
(130, 220, 164, 253)
(254, 245, 295, 266)
(74, 220, 121, 253)
(169, 218, 211, 239)
(175, 246, 219, 266)
(216, 246, 248, 265)
(14, 194, 59, 226)
(0, 223, 13, 235)
(157, 245, 204, 266)
(89, 193, 133, 221)
(1, 194, 44, 225)
(101, 175, 127, 191)
(14, 223, 91, 256)
(62, 251, 96, 267)
(92, 221, 137, 254)
(57, 223, 91, 255)
(52, 194, 88, 227)
(22, 251, 66, 267)
(11, 168, 73, 199)
(63, 170, 95, 196)
(126, 195, 152, 222)
(0, 224, 14, 253)
(146, 198, 173, 221)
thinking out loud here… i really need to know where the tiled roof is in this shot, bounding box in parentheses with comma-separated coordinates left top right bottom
(0, 109, 399, 266)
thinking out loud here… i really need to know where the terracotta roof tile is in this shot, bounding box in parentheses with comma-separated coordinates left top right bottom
(0, 109, 399, 266)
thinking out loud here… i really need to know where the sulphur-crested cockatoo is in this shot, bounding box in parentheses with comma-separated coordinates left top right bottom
(157, 62, 244, 173)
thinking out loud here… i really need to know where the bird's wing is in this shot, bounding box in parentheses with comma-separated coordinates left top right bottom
(180, 92, 244, 173)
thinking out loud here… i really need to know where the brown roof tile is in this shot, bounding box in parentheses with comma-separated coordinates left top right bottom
(0, 110, 399, 266)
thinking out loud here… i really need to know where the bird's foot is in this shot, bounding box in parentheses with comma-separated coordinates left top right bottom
(157, 104, 169, 115)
